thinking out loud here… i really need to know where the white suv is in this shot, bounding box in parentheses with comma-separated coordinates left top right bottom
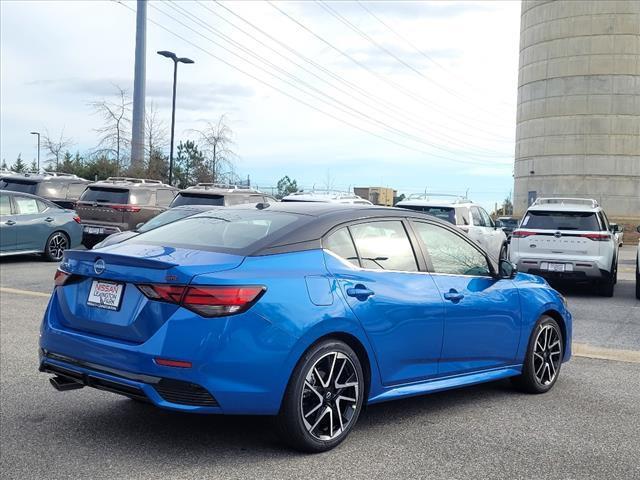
(395, 196, 508, 260)
(509, 198, 619, 297)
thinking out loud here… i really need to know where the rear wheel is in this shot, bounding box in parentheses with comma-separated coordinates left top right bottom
(276, 339, 364, 453)
(598, 261, 616, 297)
(499, 243, 508, 260)
(43, 232, 69, 262)
(512, 315, 563, 394)
(635, 258, 639, 300)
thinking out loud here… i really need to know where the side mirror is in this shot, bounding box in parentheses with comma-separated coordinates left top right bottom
(610, 223, 620, 233)
(135, 222, 144, 230)
(498, 259, 517, 279)
(637, 225, 640, 234)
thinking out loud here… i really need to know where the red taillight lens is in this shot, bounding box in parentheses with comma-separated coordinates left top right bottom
(73, 215, 81, 224)
(154, 358, 192, 368)
(137, 284, 265, 317)
(581, 233, 611, 241)
(111, 205, 141, 213)
(512, 230, 537, 238)
(54, 269, 71, 287)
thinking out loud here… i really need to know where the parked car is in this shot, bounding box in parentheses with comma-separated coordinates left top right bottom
(40, 203, 571, 452)
(496, 216, 520, 238)
(170, 184, 276, 208)
(509, 198, 620, 297)
(0, 172, 90, 209)
(282, 190, 372, 204)
(0, 190, 81, 261)
(636, 225, 640, 300)
(92, 204, 220, 248)
(396, 196, 508, 259)
(76, 177, 178, 248)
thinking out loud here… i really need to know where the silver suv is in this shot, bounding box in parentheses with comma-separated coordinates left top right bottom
(0, 172, 90, 209)
(509, 198, 619, 297)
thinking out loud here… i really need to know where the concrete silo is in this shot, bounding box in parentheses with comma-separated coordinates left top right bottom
(513, 0, 640, 226)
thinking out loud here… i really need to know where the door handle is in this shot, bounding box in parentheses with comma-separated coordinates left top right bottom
(346, 284, 374, 300)
(443, 289, 464, 302)
(5, 220, 16, 226)
(44, 217, 54, 222)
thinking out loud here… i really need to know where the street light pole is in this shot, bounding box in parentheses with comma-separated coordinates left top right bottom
(30, 131, 40, 171)
(157, 50, 194, 186)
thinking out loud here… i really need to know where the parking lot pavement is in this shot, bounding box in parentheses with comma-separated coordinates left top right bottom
(1, 247, 639, 479)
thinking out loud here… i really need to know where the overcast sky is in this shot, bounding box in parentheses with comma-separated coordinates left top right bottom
(1, 0, 521, 207)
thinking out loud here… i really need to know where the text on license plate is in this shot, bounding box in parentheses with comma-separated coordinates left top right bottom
(87, 280, 124, 310)
(547, 263, 565, 272)
(84, 226, 104, 235)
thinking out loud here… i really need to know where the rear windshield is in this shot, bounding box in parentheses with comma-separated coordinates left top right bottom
(137, 208, 202, 233)
(522, 211, 602, 231)
(0, 179, 38, 195)
(80, 187, 129, 204)
(170, 192, 224, 207)
(499, 218, 519, 227)
(400, 205, 456, 225)
(127, 211, 301, 253)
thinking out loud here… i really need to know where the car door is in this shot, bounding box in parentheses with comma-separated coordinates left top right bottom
(323, 220, 445, 385)
(479, 206, 505, 259)
(468, 206, 487, 250)
(12, 196, 53, 251)
(0, 193, 17, 252)
(410, 220, 521, 376)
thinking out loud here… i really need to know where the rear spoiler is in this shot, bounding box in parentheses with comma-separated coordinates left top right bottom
(62, 249, 178, 270)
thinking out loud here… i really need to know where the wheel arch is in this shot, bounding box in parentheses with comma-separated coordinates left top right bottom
(541, 309, 568, 356)
(45, 230, 70, 252)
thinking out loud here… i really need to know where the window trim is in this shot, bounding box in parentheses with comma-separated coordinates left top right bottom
(407, 219, 497, 278)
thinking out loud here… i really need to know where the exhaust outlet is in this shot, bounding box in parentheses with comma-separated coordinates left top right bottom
(49, 376, 84, 392)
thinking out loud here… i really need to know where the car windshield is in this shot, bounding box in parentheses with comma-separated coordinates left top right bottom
(522, 211, 601, 231)
(0, 179, 38, 195)
(137, 208, 204, 233)
(170, 193, 225, 207)
(126, 210, 301, 252)
(499, 218, 519, 227)
(400, 205, 456, 224)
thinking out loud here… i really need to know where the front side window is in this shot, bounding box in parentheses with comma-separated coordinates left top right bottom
(349, 221, 417, 272)
(14, 196, 40, 215)
(413, 221, 491, 276)
(479, 208, 494, 227)
(324, 228, 359, 267)
(470, 207, 485, 227)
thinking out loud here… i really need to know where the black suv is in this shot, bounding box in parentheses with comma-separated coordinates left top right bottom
(76, 177, 178, 248)
(169, 184, 277, 207)
(0, 172, 90, 209)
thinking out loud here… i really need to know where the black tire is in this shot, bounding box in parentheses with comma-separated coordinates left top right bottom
(276, 339, 365, 453)
(499, 243, 508, 260)
(43, 231, 69, 262)
(512, 315, 563, 394)
(635, 257, 639, 300)
(599, 261, 616, 297)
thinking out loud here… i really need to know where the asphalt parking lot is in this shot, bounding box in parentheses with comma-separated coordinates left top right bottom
(1, 246, 639, 479)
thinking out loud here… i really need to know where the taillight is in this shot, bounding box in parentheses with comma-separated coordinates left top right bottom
(512, 230, 537, 238)
(581, 233, 611, 241)
(73, 215, 81, 224)
(137, 284, 265, 317)
(54, 269, 71, 287)
(111, 205, 141, 213)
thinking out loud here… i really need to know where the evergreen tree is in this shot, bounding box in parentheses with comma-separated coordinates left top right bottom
(276, 176, 299, 199)
(13, 154, 26, 173)
(1, 159, 8, 171)
(174, 140, 205, 188)
(29, 160, 38, 173)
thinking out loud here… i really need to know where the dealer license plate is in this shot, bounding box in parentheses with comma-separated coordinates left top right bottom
(87, 280, 124, 311)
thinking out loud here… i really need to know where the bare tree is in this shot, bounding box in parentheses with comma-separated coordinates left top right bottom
(194, 115, 236, 184)
(145, 101, 168, 158)
(88, 84, 131, 173)
(42, 129, 74, 170)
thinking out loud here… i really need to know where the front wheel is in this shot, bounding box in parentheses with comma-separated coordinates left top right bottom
(512, 315, 563, 394)
(276, 339, 364, 453)
(43, 231, 69, 262)
(499, 243, 508, 261)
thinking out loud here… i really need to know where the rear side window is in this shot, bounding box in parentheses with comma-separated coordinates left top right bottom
(349, 221, 417, 272)
(522, 211, 601, 231)
(80, 188, 129, 204)
(470, 207, 485, 227)
(14, 196, 40, 215)
(456, 207, 470, 226)
(155, 189, 176, 207)
(67, 183, 87, 199)
(128, 211, 300, 252)
(170, 193, 225, 207)
(0, 180, 37, 195)
(324, 228, 359, 267)
(41, 183, 66, 199)
(0, 194, 10, 215)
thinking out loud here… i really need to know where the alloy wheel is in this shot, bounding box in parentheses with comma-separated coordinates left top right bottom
(533, 324, 562, 385)
(300, 351, 359, 441)
(48, 233, 68, 261)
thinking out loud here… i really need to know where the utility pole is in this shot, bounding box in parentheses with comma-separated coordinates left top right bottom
(131, 0, 147, 169)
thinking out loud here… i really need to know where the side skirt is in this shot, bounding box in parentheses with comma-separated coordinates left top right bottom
(368, 365, 522, 404)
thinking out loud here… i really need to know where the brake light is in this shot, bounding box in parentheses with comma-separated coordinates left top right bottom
(137, 284, 265, 317)
(581, 233, 611, 241)
(110, 205, 141, 213)
(512, 230, 537, 238)
(54, 269, 71, 287)
(73, 215, 81, 224)
(154, 358, 192, 368)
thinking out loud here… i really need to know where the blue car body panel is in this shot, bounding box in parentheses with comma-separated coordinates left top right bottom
(40, 232, 572, 415)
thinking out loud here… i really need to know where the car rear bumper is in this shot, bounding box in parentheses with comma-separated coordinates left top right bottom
(516, 258, 609, 281)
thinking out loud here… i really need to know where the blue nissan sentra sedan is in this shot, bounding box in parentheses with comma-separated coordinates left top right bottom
(39, 202, 571, 452)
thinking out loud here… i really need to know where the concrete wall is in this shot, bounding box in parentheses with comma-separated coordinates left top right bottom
(513, 0, 640, 222)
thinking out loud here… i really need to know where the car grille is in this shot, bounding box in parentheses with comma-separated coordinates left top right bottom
(154, 379, 219, 407)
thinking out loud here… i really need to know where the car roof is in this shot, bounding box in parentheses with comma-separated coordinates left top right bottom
(396, 199, 473, 208)
(87, 177, 175, 189)
(0, 173, 89, 183)
(168, 204, 221, 212)
(527, 204, 599, 213)
(176, 189, 265, 196)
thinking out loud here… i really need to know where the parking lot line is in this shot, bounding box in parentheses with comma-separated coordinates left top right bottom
(0, 287, 51, 298)
(573, 343, 640, 364)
